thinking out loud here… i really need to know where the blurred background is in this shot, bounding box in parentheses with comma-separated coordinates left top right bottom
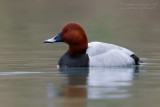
(0, 0, 160, 107)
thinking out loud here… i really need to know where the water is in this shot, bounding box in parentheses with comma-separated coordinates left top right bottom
(0, 0, 160, 107)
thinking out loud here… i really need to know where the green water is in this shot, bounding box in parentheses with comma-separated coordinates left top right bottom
(0, 0, 160, 107)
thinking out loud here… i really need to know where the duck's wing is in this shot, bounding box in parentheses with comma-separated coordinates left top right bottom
(87, 42, 134, 57)
(87, 42, 135, 66)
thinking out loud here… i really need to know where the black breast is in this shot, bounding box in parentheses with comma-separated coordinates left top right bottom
(58, 51, 89, 67)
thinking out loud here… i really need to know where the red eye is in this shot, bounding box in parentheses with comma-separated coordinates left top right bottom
(62, 29, 68, 33)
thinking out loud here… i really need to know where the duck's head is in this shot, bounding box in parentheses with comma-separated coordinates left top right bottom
(44, 22, 88, 53)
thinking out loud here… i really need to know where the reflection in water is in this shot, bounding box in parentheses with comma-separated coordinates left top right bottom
(59, 68, 89, 107)
(0, 71, 43, 76)
(88, 67, 139, 99)
(46, 67, 140, 107)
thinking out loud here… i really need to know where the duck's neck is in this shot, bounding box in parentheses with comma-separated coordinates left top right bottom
(69, 43, 88, 54)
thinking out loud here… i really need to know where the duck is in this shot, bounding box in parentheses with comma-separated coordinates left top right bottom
(44, 22, 140, 67)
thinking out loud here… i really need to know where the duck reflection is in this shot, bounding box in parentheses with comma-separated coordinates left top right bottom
(59, 68, 89, 107)
(54, 66, 141, 107)
(88, 66, 139, 99)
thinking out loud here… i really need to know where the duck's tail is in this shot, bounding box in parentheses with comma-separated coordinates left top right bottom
(131, 54, 141, 65)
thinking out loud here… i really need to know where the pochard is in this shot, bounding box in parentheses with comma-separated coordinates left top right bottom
(44, 22, 140, 67)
